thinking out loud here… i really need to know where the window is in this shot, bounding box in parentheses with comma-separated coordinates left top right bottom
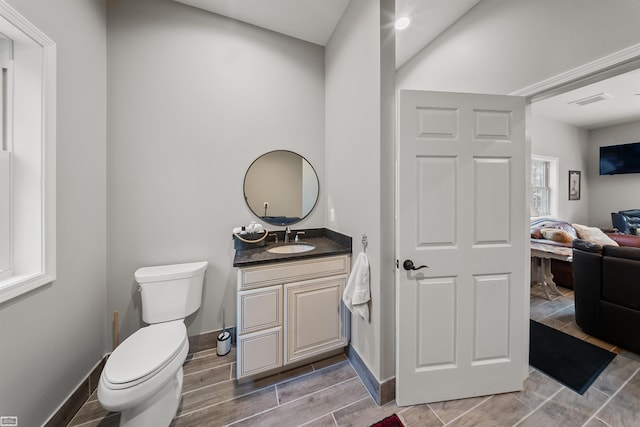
(531, 158, 550, 217)
(531, 155, 558, 218)
(0, 2, 56, 304)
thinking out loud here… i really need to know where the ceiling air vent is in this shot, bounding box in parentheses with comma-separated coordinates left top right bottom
(568, 92, 612, 106)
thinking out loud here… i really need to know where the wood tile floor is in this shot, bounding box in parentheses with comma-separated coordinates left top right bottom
(68, 285, 640, 426)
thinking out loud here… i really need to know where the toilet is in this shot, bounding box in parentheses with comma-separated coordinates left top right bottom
(98, 261, 208, 427)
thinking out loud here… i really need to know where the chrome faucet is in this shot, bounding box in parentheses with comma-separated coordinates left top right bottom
(284, 226, 291, 243)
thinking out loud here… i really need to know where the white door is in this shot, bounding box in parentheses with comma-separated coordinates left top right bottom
(396, 90, 528, 405)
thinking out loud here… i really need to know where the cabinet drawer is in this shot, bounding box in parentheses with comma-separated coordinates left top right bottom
(239, 255, 350, 290)
(237, 327, 283, 379)
(238, 285, 282, 334)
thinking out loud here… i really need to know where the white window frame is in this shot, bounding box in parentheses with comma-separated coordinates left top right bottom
(0, 36, 13, 281)
(530, 154, 558, 219)
(0, 1, 56, 304)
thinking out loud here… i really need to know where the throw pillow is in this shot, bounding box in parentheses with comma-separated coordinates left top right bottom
(540, 228, 574, 243)
(572, 223, 620, 247)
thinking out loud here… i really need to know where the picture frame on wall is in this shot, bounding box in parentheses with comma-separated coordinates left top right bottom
(569, 170, 581, 200)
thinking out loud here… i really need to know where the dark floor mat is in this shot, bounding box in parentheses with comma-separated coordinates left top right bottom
(529, 319, 616, 394)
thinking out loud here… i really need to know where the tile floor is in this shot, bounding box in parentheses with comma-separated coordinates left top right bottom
(68, 285, 640, 427)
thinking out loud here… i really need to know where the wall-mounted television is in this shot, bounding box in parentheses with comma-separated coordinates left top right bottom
(600, 142, 640, 175)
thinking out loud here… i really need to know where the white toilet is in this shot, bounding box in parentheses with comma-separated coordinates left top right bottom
(98, 261, 208, 427)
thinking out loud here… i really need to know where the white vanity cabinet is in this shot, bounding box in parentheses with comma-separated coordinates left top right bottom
(236, 255, 350, 380)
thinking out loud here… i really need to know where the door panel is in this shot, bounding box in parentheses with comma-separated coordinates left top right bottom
(473, 109, 512, 141)
(397, 90, 527, 405)
(417, 107, 458, 139)
(418, 156, 457, 246)
(417, 277, 456, 368)
(474, 157, 511, 244)
(473, 274, 510, 362)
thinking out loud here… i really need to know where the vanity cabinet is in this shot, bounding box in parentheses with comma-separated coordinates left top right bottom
(236, 255, 350, 380)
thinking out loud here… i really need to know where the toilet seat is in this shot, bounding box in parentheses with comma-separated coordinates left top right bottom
(104, 321, 187, 390)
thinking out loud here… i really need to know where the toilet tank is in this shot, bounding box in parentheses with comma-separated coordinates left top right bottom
(135, 261, 208, 324)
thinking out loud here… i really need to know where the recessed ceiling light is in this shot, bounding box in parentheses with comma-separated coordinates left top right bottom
(395, 16, 410, 30)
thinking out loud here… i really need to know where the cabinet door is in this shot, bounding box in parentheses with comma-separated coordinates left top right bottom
(237, 326, 283, 379)
(284, 276, 347, 364)
(238, 285, 282, 334)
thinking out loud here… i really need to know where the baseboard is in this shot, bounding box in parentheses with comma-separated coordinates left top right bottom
(44, 356, 107, 427)
(188, 326, 237, 353)
(346, 345, 395, 405)
(45, 326, 234, 426)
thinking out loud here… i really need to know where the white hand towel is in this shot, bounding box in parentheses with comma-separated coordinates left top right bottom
(342, 252, 370, 321)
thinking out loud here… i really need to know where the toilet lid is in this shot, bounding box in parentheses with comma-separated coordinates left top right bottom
(104, 321, 187, 385)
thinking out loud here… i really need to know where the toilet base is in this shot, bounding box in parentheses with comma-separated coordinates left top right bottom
(119, 367, 184, 427)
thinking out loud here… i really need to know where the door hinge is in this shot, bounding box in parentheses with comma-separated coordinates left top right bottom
(396, 259, 399, 269)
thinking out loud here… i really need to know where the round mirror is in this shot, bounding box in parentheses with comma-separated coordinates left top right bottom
(243, 150, 319, 226)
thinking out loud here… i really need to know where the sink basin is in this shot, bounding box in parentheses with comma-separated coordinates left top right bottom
(267, 244, 315, 254)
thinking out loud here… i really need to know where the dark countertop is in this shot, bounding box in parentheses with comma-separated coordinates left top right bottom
(233, 228, 352, 267)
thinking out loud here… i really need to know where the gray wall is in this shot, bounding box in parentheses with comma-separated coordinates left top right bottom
(325, 0, 396, 382)
(107, 0, 325, 342)
(530, 115, 590, 224)
(588, 119, 640, 228)
(0, 1, 107, 426)
(398, 0, 640, 94)
(378, 0, 396, 383)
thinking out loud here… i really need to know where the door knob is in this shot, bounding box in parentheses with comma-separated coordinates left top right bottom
(403, 260, 428, 271)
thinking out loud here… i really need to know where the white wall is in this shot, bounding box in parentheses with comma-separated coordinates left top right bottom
(398, 0, 640, 94)
(588, 119, 640, 228)
(107, 0, 325, 342)
(0, 1, 107, 425)
(325, 0, 396, 382)
(530, 115, 589, 224)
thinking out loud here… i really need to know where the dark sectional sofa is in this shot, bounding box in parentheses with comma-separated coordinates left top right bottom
(573, 234, 640, 354)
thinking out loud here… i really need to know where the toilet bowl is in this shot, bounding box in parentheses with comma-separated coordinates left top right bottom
(98, 321, 189, 425)
(98, 261, 207, 427)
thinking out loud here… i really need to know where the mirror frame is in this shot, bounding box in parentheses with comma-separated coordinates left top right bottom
(243, 150, 319, 226)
